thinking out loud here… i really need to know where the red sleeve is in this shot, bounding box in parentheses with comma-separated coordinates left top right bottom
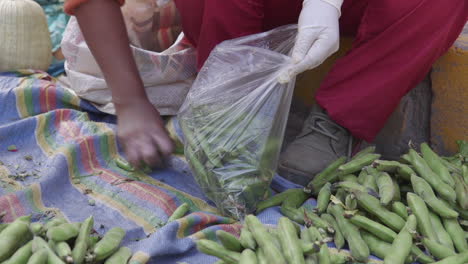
(64, 0, 125, 15)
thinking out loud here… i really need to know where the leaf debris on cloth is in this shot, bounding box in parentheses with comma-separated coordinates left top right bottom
(7, 145, 17, 152)
(111, 178, 135, 186)
(24, 155, 33, 161)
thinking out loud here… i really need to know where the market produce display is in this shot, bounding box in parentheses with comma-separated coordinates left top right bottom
(197, 141, 468, 264)
(0, 216, 129, 264)
(0, 201, 192, 264)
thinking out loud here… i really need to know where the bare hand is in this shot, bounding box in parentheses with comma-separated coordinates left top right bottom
(116, 100, 174, 168)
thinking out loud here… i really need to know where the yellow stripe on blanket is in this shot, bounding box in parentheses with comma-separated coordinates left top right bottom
(128, 251, 150, 264)
(30, 183, 65, 219)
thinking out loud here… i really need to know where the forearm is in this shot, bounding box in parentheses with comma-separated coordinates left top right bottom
(74, 0, 148, 109)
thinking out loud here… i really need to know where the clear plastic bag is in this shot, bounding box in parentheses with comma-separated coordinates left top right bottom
(179, 25, 298, 219)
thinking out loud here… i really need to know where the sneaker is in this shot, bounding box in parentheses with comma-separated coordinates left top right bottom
(278, 104, 356, 186)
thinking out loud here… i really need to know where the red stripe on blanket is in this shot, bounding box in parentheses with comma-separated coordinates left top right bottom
(77, 137, 177, 215)
(0, 194, 26, 222)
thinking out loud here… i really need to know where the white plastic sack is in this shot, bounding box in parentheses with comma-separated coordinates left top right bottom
(61, 16, 197, 116)
(179, 25, 298, 219)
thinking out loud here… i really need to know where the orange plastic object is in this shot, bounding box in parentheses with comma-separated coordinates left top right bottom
(430, 25, 468, 155)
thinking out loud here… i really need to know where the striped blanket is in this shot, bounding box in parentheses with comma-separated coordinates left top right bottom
(0, 71, 383, 264)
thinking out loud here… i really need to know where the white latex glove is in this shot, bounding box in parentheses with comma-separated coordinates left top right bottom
(279, 0, 342, 83)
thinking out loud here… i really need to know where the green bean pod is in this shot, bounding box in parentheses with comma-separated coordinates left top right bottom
(422, 238, 456, 260)
(336, 188, 348, 205)
(328, 205, 369, 262)
(353, 146, 376, 159)
(27, 248, 48, 264)
(3, 240, 33, 264)
(329, 251, 351, 264)
(256, 247, 268, 264)
(428, 211, 454, 251)
(304, 255, 317, 264)
(376, 172, 395, 206)
(431, 252, 468, 264)
(345, 194, 357, 210)
(280, 206, 305, 225)
(256, 188, 304, 213)
(30, 223, 44, 236)
(0, 217, 32, 261)
(357, 170, 367, 184)
(245, 215, 286, 264)
(400, 154, 412, 164)
(167, 203, 190, 222)
(93, 227, 126, 261)
(391, 201, 409, 220)
(443, 218, 468, 253)
(338, 153, 381, 175)
(320, 214, 344, 250)
(301, 240, 321, 256)
(316, 183, 331, 214)
(361, 231, 412, 264)
(411, 175, 458, 218)
(31, 236, 65, 264)
(453, 173, 468, 210)
(462, 165, 468, 184)
(104, 247, 132, 264)
(277, 217, 304, 264)
(407, 192, 438, 241)
(396, 164, 416, 181)
(339, 174, 358, 183)
(239, 227, 256, 250)
(196, 239, 240, 264)
(216, 230, 243, 252)
(72, 216, 94, 264)
(43, 219, 67, 233)
(282, 190, 310, 209)
(383, 215, 417, 264)
(440, 158, 462, 174)
(318, 244, 331, 264)
(411, 246, 435, 264)
(373, 160, 401, 174)
(115, 157, 135, 172)
(361, 172, 378, 193)
(300, 227, 313, 244)
(332, 181, 379, 198)
(420, 143, 455, 187)
(53, 242, 72, 263)
(392, 178, 401, 202)
(353, 191, 405, 232)
(349, 215, 396, 243)
(408, 149, 456, 202)
(303, 211, 334, 233)
(306, 157, 347, 193)
(0, 223, 8, 233)
(239, 249, 257, 264)
(307, 226, 323, 242)
(46, 223, 80, 242)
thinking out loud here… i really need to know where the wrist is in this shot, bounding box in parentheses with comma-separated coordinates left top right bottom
(304, 0, 343, 16)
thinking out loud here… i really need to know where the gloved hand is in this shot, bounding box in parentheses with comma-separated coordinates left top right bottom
(279, 0, 342, 83)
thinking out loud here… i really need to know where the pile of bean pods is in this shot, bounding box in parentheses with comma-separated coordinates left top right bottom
(0, 215, 130, 264)
(196, 141, 468, 264)
(196, 214, 352, 264)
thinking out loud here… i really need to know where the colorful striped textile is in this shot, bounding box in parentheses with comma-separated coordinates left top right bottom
(0, 71, 384, 263)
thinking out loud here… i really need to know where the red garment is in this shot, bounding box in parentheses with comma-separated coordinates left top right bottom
(175, 0, 468, 142)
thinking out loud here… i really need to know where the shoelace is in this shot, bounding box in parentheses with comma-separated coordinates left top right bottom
(300, 113, 354, 160)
